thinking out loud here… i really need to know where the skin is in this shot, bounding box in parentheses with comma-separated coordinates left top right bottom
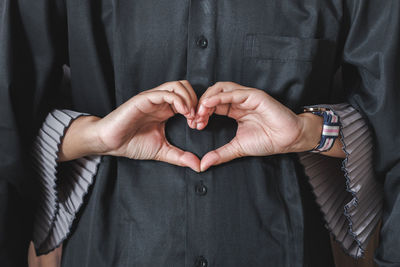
(31, 80, 345, 267)
(58, 80, 202, 171)
(28, 243, 62, 267)
(192, 81, 345, 171)
(57, 80, 345, 168)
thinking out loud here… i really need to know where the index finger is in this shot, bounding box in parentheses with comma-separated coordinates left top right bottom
(195, 82, 247, 128)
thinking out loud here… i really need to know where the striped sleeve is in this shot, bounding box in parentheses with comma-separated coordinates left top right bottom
(31, 109, 102, 255)
(297, 103, 383, 258)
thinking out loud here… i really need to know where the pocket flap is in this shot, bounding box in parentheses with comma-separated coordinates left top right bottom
(244, 34, 333, 62)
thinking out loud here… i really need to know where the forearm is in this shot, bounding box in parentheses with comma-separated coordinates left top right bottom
(57, 115, 103, 162)
(28, 242, 62, 267)
(293, 112, 345, 158)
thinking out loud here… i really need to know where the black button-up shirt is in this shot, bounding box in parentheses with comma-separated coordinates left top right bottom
(1, 0, 399, 266)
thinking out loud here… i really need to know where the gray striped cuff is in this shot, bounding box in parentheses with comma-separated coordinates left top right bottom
(298, 103, 383, 258)
(31, 109, 101, 255)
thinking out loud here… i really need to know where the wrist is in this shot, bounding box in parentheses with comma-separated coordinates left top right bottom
(290, 113, 323, 153)
(83, 116, 108, 155)
(58, 115, 103, 162)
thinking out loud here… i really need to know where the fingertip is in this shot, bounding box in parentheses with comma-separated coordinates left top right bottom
(187, 119, 194, 128)
(200, 160, 211, 172)
(175, 101, 189, 115)
(183, 104, 190, 114)
(194, 113, 203, 122)
(200, 161, 208, 172)
(187, 119, 197, 129)
(184, 113, 193, 122)
(191, 164, 201, 173)
(184, 107, 195, 120)
(196, 122, 205, 130)
(182, 152, 201, 172)
(200, 152, 218, 172)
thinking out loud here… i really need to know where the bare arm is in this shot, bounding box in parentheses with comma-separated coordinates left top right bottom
(28, 242, 62, 267)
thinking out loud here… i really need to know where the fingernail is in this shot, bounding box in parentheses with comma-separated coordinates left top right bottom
(200, 162, 207, 172)
(197, 122, 204, 129)
(190, 107, 195, 118)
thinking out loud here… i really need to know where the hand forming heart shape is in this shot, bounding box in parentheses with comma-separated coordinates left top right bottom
(95, 81, 316, 173)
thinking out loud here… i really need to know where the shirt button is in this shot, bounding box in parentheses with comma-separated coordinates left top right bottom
(195, 181, 207, 196)
(196, 36, 208, 48)
(194, 255, 208, 267)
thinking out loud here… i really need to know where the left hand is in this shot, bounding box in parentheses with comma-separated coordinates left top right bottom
(194, 82, 321, 171)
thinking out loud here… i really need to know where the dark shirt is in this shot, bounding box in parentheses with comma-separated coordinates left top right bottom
(0, 0, 399, 266)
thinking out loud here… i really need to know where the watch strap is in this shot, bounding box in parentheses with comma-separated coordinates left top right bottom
(303, 107, 340, 152)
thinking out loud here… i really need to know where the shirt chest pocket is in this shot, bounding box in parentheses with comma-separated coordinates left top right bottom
(240, 34, 337, 109)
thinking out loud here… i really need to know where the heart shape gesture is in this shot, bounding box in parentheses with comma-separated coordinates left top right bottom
(93, 81, 315, 172)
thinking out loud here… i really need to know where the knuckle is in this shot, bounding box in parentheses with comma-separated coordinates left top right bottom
(165, 91, 175, 99)
(224, 81, 234, 86)
(173, 81, 183, 87)
(255, 88, 266, 96)
(163, 81, 176, 88)
(138, 89, 149, 95)
(154, 150, 163, 161)
(135, 92, 147, 101)
(160, 81, 169, 87)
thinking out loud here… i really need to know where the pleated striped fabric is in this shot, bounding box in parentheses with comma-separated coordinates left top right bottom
(31, 109, 102, 255)
(298, 103, 383, 258)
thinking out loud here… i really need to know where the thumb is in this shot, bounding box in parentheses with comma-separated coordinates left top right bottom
(156, 141, 201, 172)
(200, 138, 244, 172)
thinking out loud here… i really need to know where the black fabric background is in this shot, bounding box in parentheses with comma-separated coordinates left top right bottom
(1, 0, 399, 266)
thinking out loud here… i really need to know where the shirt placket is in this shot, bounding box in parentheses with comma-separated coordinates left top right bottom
(185, 0, 217, 266)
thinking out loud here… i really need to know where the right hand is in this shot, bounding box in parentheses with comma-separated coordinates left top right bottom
(96, 80, 201, 171)
(59, 80, 201, 172)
